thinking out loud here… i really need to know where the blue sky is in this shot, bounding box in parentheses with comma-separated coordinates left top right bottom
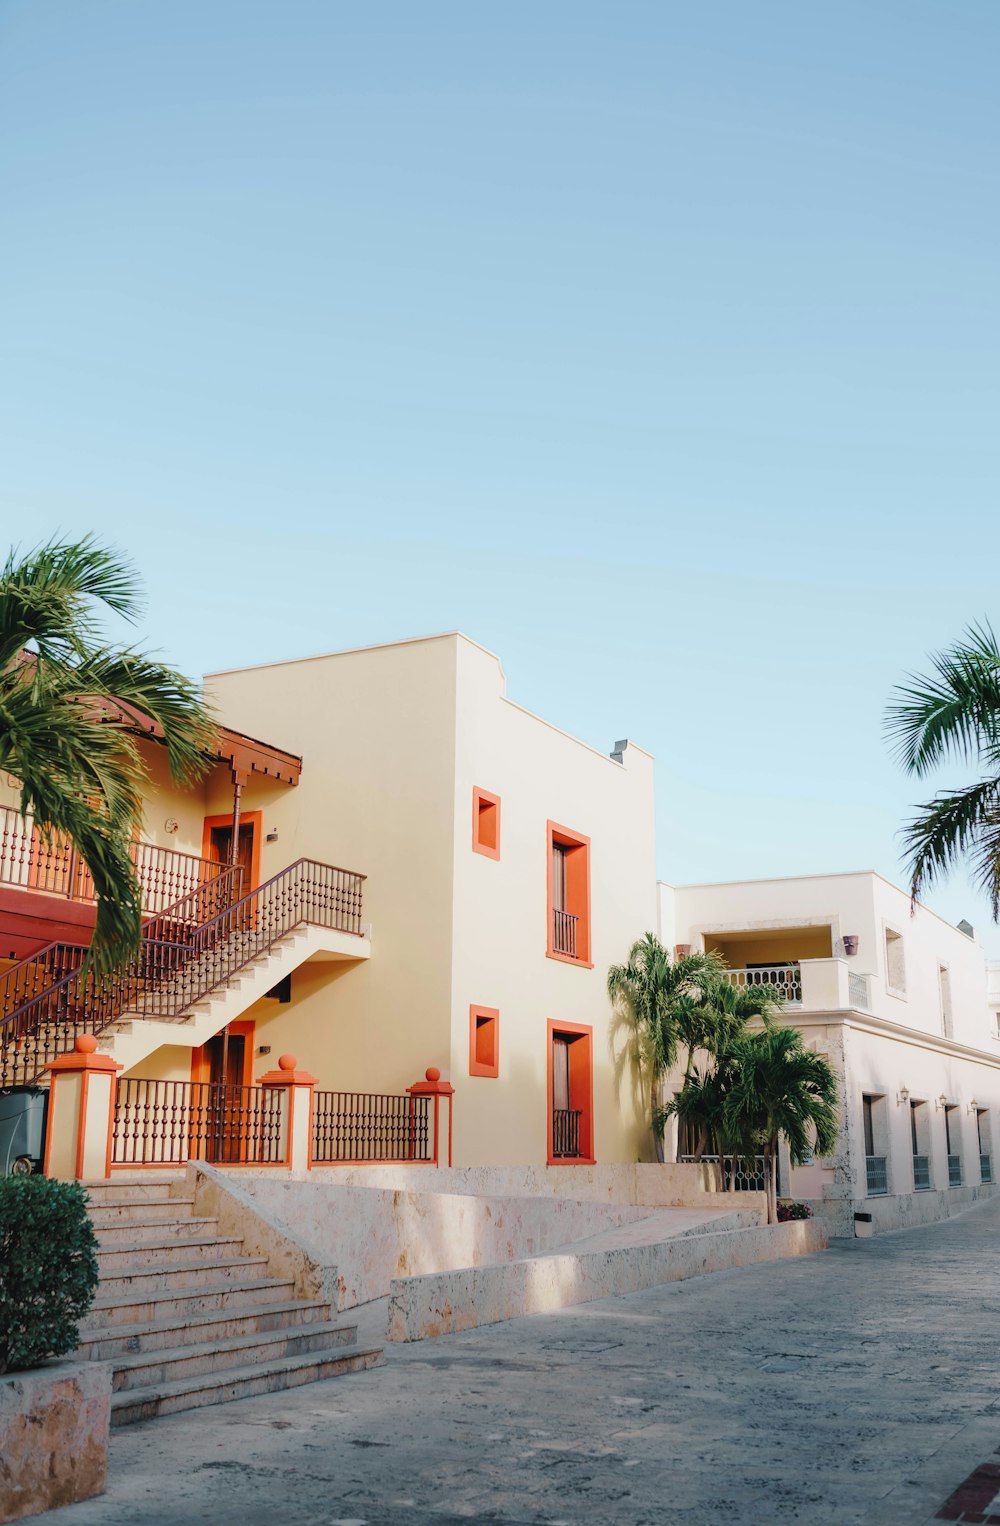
(2, 2, 999, 949)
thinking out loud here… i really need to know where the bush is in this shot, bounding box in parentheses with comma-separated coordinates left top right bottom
(0, 1177, 99, 1374)
(776, 1200, 813, 1223)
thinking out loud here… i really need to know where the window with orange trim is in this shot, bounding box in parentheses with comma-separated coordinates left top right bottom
(547, 1020, 594, 1163)
(546, 821, 591, 965)
(469, 1005, 500, 1078)
(472, 788, 501, 859)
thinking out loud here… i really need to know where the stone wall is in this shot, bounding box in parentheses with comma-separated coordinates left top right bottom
(0, 1360, 111, 1523)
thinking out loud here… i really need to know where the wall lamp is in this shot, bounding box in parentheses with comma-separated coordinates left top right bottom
(968, 1099, 980, 1115)
(896, 1087, 910, 1106)
(935, 1094, 949, 1110)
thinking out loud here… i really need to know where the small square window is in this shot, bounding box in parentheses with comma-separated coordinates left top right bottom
(469, 1005, 499, 1077)
(472, 788, 501, 859)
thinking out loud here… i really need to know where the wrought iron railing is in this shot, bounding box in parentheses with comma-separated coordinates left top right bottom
(948, 1154, 963, 1187)
(311, 1091, 432, 1163)
(913, 1153, 931, 1190)
(111, 1077, 284, 1166)
(0, 941, 86, 1019)
(552, 909, 578, 958)
(982, 1153, 993, 1185)
(723, 966, 801, 1005)
(681, 1153, 767, 1191)
(0, 803, 228, 914)
(552, 1108, 582, 1158)
(865, 1154, 888, 1195)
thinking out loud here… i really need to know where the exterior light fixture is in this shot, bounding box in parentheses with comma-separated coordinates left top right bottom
(935, 1094, 948, 1110)
(968, 1099, 979, 1115)
(896, 1087, 910, 1106)
(266, 829, 279, 843)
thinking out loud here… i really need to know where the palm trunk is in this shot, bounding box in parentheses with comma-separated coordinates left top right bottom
(763, 1141, 777, 1225)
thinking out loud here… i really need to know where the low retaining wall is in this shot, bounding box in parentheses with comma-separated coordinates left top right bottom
(387, 1218, 827, 1342)
(812, 1180, 999, 1238)
(0, 1360, 111, 1523)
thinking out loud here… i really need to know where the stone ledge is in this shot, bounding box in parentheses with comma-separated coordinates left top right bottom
(387, 1218, 827, 1342)
(0, 1359, 111, 1523)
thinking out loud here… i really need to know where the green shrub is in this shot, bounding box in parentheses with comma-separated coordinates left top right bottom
(0, 1177, 99, 1374)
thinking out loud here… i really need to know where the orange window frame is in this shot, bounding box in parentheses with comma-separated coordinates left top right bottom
(546, 820, 592, 966)
(201, 810, 263, 893)
(472, 788, 501, 860)
(468, 1004, 500, 1078)
(546, 1019, 595, 1165)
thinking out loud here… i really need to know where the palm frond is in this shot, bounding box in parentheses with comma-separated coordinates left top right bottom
(885, 621, 1000, 779)
(898, 777, 1000, 903)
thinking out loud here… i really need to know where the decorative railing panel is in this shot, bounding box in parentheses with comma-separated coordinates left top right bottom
(0, 942, 86, 1020)
(723, 966, 801, 1005)
(312, 1091, 432, 1163)
(681, 1153, 767, 1192)
(912, 1154, 931, 1190)
(865, 1154, 888, 1195)
(552, 909, 578, 958)
(981, 1152, 993, 1185)
(948, 1153, 963, 1187)
(112, 1077, 284, 1166)
(847, 971, 870, 1010)
(552, 1107, 582, 1158)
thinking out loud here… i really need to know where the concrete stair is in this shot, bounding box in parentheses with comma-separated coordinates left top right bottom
(80, 1177, 383, 1426)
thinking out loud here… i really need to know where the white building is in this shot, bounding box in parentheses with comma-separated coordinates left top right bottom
(659, 871, 1000, 1234)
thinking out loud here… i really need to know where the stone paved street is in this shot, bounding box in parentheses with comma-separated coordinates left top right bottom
(54, 1197, 1000, 1525)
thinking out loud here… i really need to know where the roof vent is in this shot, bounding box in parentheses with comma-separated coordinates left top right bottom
(610, 739, 629, 764)
(957, 919, 975, 939)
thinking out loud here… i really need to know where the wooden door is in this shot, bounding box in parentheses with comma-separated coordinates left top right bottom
(209, 823, 254, 893)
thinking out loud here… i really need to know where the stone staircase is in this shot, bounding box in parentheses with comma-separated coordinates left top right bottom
(78, 1176, 384, 1427)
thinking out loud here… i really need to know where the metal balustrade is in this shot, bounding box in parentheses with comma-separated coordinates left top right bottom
(312, 1091, 432, 1163)
(112, 1077, 285, 1166)
(680, 1154, 767, 1191)
(948, 1154, 963, 1187)
(0, 942, 86, 1020)
(552, 909, 578, 958)
(847, 971, 871, 1010)
(913, 1154, 931, 1191)
(552, 1108, 583, 1158)
(723, 966, 802, 1005)
(0, 803, 227, 914)
(865, 1155, 888, 1195)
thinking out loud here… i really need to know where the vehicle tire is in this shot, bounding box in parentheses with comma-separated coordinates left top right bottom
(10, 1155, 33, 1176)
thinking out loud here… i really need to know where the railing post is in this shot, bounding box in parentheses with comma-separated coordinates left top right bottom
(406, 1067, 455, 1167)
(259, 1054, 316, 1171)
(44, 1034, 123, 1181)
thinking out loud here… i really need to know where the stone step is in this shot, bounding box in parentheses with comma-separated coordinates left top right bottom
(76, 1298, 333, 1361)
(111, 1345, 385, 1427)
(87, 1196, 198, 1226)
(94, 1216, 220, 1245)
(95, 1235, 245, 1272)
(81, 1275, 297, 1331)
(110, 1321, 360, 1392)
(95, 1255, 271, 1300)
(82, 1179, 184, 1202)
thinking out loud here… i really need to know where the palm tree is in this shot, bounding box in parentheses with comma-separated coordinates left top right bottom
(0, 537, 217, 971)
(607, 935, 724, 1157)
(722, 1027, 838, 1224)
(886, 621, 1000, 915)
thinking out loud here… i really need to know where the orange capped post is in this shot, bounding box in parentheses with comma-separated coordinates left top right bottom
(406, 1066, 455, 1168)
(44, 1034, 123, 1181)
(258, 1053, 317, 1171)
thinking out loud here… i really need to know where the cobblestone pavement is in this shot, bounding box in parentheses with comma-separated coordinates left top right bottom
(54, 1196, 1000, 1525)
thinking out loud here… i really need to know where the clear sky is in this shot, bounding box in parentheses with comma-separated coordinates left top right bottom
(2, 3, 999, 950)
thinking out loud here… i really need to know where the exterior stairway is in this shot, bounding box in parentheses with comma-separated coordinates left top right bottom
(79, 1176, 384, 1426)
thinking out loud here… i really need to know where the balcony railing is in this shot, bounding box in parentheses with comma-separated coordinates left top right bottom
(111, 1077, 285, 1167)
(981, 1153, 993, 1185)
(847, 971, 870, 1010)
(723, 966, 802, 1006)
(681, 1153, 767, 1192)
(312, 1091, 432, 1163)
(552, 908, 578, 958)
(0, 803, 228, 915)
(948, 1154, 963, 1187)
(913, 1154, 931, 1191)
(552, 1108, 582, 1158)
(865, 1155, 888, 1195)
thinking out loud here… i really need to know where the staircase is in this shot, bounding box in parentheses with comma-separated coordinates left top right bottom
(1, 857, 370, 1086)
(79, 1176, 383, 1426)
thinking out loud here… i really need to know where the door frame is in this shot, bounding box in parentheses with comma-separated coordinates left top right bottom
(546, 1019, 595, 1165)
(201, 810, 263, 896)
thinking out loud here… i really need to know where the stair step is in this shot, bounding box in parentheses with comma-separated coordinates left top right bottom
(96, 1256, 270, 1298)
(93, 1216, 219, 1244)
(81, 1276, 297, 1330)
(110, 1345, 385, 1427)
(109, 1321, 360, 1391)
(83, 1179, 184, 1202)
(95, 1235, 245, 1271)
(76, 1298, 332, 1360)
(88, 1197, 199, 1226)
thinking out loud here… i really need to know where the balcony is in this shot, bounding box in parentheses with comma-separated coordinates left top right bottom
(981, 1153, 993, 1185)
(722, 959, 870, 1012)
(0, 803, 227, 916)
(865, 1155, 888, 1195)
(552, 1108, 582, 1158)
(913, 1154, 931, 1191)
(551, 909, 578, 959)
(948, 1154, 963, 1187)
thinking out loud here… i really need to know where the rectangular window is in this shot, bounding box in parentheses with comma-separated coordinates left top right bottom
(911, 1100, 930, 1189)
(862, 1095, 875, 1157)
(546, 821, 591, 965)
(547, 1020, 594, 1162)
(468, 1005, 499, 1078)
(884, 927, 906, 995)
(938, 964, 953, 1037)
(978, 1110, 992, 1184)
(472, 789, 501, 859)
(945, 1104, 962, 1186)
(862, 1094, 887, 1195)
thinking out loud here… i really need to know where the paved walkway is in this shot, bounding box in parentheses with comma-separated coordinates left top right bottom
(55, 1197, 1000, 1525)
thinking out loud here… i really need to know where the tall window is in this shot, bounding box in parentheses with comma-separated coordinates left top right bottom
(884, 927, 906, 994)
(862, 1094, 887, 1195)
(547, 1021, 594, 1162)
(546, 822, 591, 965)
(862, 1095, 875, 1157)
(911, 1100, 930, 1190)
(944, 1104, 962, 1186)
(977, 1109, 992, 1184)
